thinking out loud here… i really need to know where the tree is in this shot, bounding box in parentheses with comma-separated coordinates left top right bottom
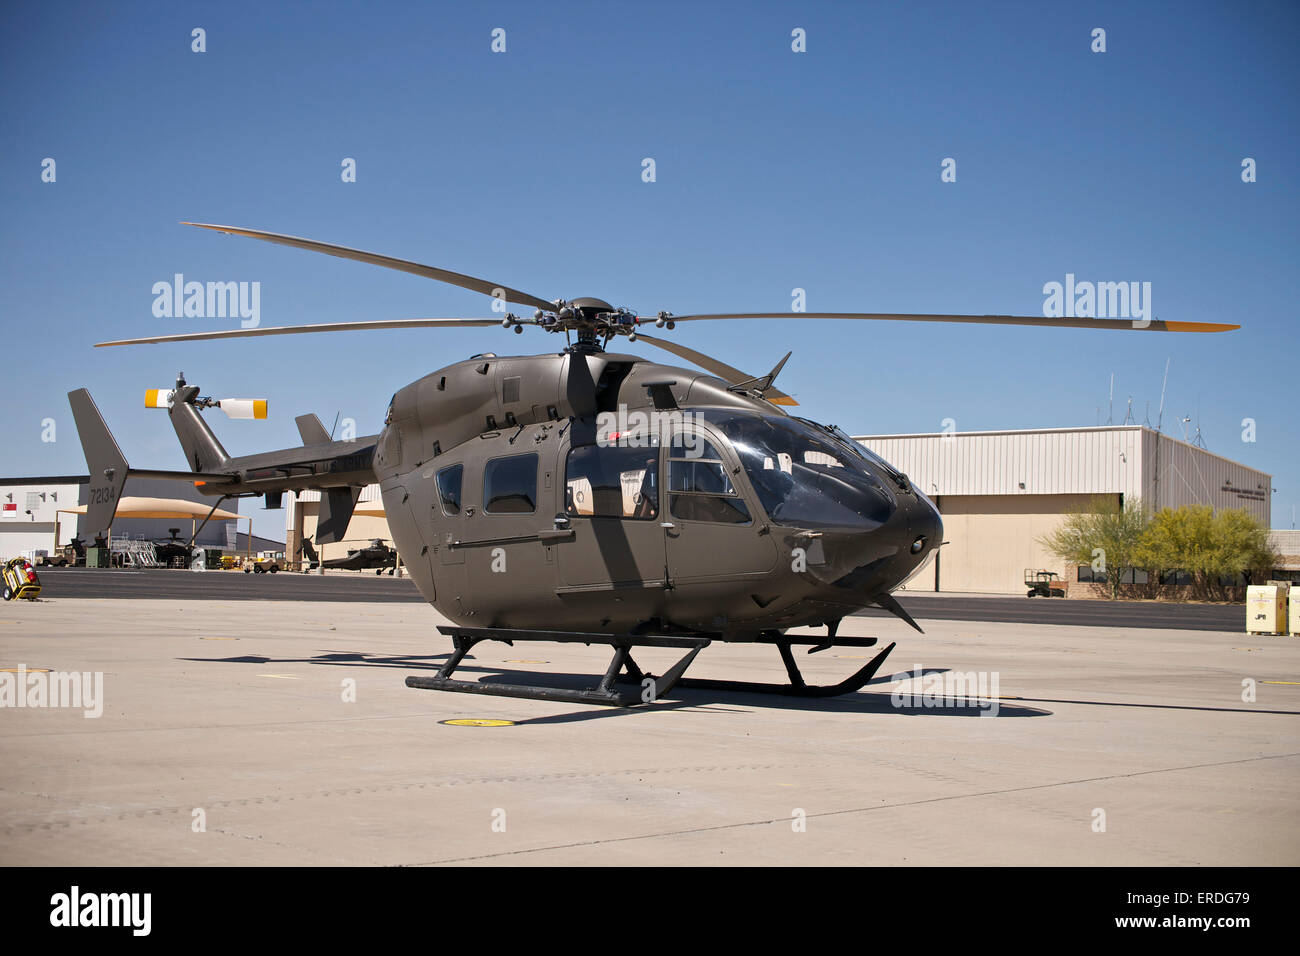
(1039, 496, 1149, 600)
(1137, 505, 1277, 600)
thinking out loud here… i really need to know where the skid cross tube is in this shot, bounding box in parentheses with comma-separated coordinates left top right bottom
(655, 641, 898, 699)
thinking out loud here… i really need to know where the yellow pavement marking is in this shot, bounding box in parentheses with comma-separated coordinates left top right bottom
(0, 667, 50, 673)
(441, 718, 515, 728)
(1262, 681, 1299, 685)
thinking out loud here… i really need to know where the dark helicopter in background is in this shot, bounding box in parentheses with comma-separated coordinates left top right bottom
(321, 538, 400, 574)
(69, 223, 1237, 706)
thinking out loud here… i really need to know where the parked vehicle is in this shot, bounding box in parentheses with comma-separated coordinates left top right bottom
(2, 557, 42, 600)
(1025, 569, 1067, 598)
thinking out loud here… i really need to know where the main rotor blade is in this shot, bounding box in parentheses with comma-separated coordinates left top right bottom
(663, 312, 1239, 333)
(96, 318, 502, 347)
(183, 222, 556, 312)
(634, 333, 797, 405)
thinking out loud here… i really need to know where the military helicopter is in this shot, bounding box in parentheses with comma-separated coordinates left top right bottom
(321, 538, 401, 574)
(69, 223, 1238, 706)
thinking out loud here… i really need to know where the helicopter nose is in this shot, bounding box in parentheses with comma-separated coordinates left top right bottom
(906, 492, 943, 560)
(830, 489, 944, 597)
(874, 491, 942, 592)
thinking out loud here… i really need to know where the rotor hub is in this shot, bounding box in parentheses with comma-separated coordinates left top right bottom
(523, 296, 654, 353)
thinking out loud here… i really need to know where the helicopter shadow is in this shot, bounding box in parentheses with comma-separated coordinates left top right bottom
(176, 652, 1051, 720)
(177, 649, 504, 675)
(509, 686, 1051, 725)
(478, 658, 961, 722)
(477, 668, 1053, 723)
(865, 666, 949, 686)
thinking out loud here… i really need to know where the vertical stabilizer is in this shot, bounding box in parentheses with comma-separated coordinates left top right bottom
(295, 413, 332, 445)
(67, 389, 130, 537)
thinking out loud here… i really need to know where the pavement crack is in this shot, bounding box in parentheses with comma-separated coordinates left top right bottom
(404, 750, 1300, 865)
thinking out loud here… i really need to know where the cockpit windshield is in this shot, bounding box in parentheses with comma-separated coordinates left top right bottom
(697, 410, 896, 529)
(812, 422, 909, 485)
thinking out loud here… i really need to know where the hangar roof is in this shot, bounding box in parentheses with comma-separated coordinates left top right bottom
(852, 425, 1272, 524)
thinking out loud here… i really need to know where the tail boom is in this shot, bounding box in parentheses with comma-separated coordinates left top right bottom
(67, 385, 378, 541)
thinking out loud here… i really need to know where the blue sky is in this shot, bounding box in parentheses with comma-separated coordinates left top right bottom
(2, 0, 1297, 539)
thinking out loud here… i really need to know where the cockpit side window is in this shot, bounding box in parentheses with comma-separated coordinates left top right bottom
(667, 433, 751, 524)
(483, 454, 538, 514)
(436, 463, 463, 516)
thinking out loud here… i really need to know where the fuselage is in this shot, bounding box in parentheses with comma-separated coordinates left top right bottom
(374, 350, 941, 638)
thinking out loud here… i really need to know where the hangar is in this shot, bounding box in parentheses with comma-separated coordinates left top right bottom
(0, 475, 279, 562)
(852, 425, 1273, 594)
(287, 485, 389, 569)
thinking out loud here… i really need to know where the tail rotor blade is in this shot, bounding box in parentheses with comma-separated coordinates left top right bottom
(217, 399, 268, 420)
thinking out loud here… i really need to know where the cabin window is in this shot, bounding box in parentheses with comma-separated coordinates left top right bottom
(483, 454, 538, 514)
(667, 436, 750, 524)
(565, 444, 658, 519)
(436, 464, 463, 516)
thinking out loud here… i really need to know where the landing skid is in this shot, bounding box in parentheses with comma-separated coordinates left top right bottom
(405, 626, 896, 707)
(660, 640, 897, 699)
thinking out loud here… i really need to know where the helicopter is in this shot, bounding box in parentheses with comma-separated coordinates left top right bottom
(69, 223, 1238, 707)
(321, 538, 401, 574)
